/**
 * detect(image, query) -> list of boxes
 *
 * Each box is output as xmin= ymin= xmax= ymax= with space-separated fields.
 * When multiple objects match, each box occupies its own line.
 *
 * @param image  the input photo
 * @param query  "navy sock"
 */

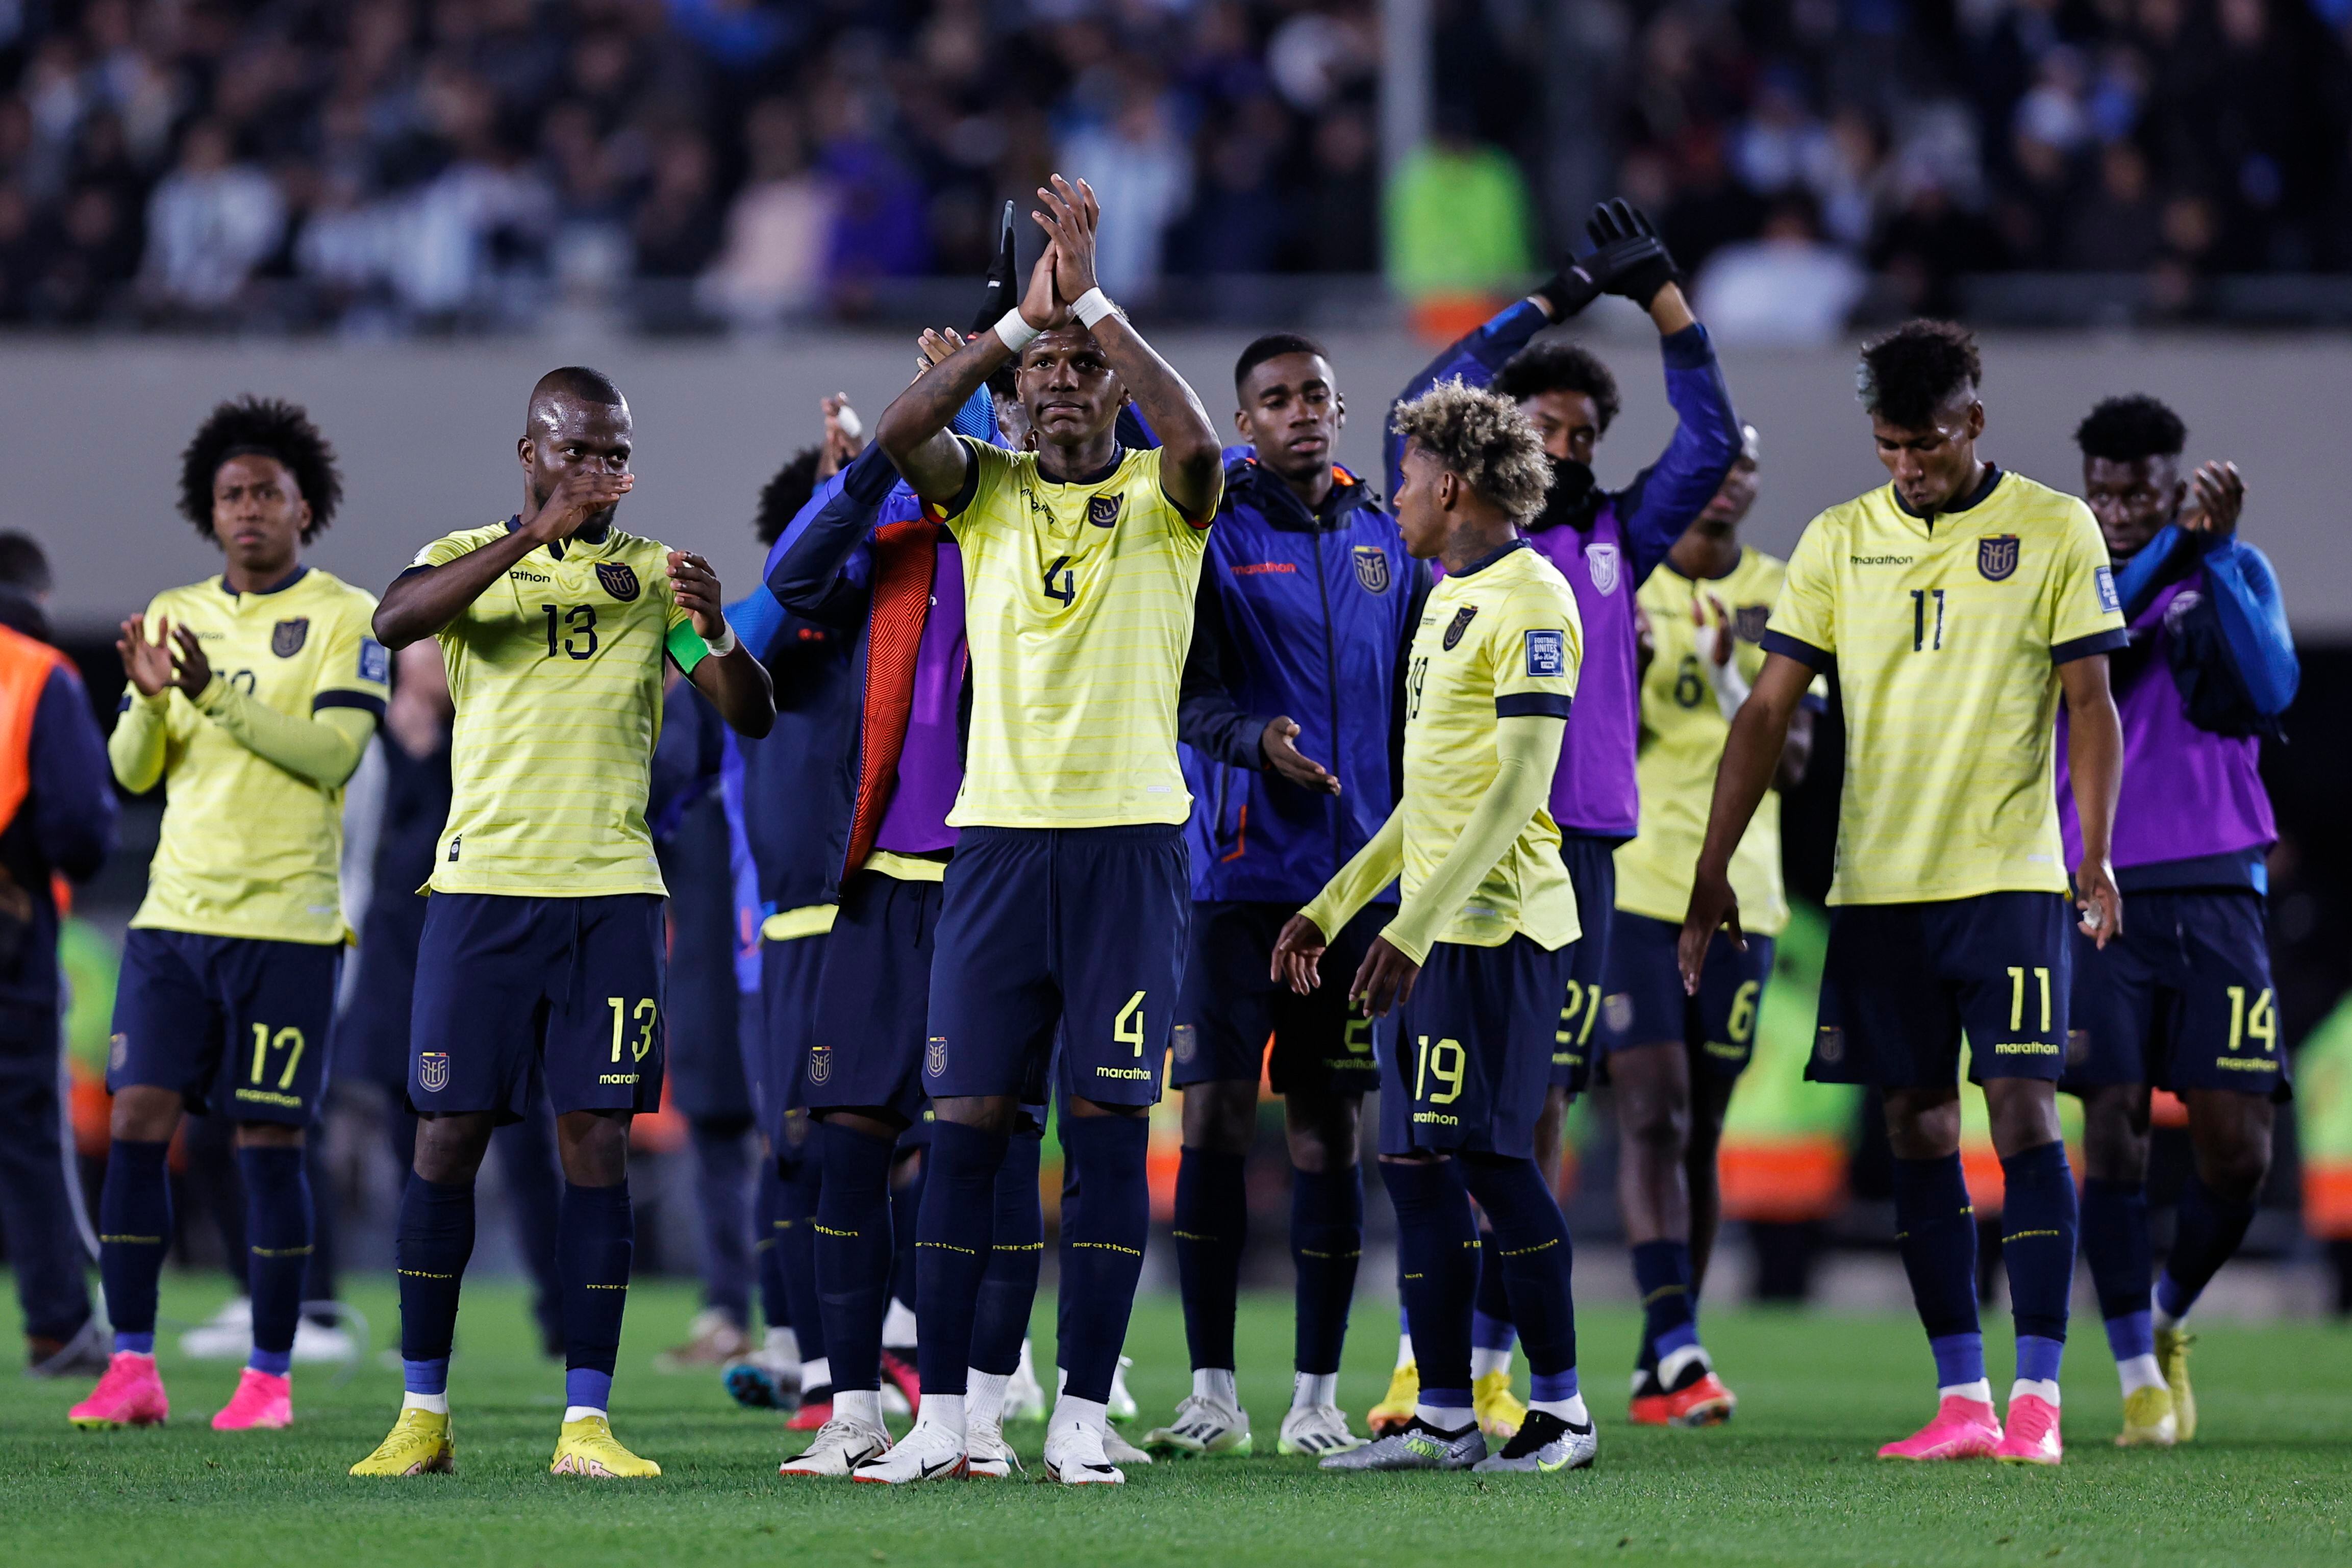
xmin=814 ymin=1121 xmax=896 ymax=1394
xmin=780 ymin=1151 xmax=826 ymax=1371
xmin=2158 ymin=1170 xmax=2259 ymax=1321
xmin=756 ymin=1160 xmax=790 ymax=1333
xmin=98 ymin=1139 xmax=172 ymax=1353
xmin=1383 ymin=1158 xmax=1478 ymax=1403
xmin=1999 ymin=1141 xmax=2076 ymax=1382
xmin=1471 ymin=1231 xmax=1517 ymax=1354
xmin=1629 ymin=1239 xmax=1698 ymax=1367
xmin=1173 ymin=1145 xmax=1247 ymax=1373
xmin=688 ymin=1119 xmax=753 ymax=1329
xmin=1891 ymin=1153 xmax=1982 ymax=1385
xmin=889 ymin=1155 xmax=924 ymax=1324
xmin=396 ymin=1173 xmax=476 ymax=1392
xmin=972 ymin=1128 xmax=1044 ymax=1377
xmin=237 ymin=1145 xmax=311 ymax=1376
xmin=1460 ymin=1155 xmax=1578 ymax=1383
xmin=2080 ymin=1176 xmax=2152 ymax=1360
xmin=558 ymin=1182 xmax=633 ymax=1407
xmin=1059 ymin=1112 xmax=1150 ymax=1404
xmin=913 ymin=1119 xmax=1009 ymax=1397
xmin=1291 ymin=1164 xmax=1363 ymax=1377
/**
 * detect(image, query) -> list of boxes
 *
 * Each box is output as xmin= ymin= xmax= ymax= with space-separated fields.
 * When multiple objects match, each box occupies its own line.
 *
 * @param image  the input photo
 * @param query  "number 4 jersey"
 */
xmin=411 ymin=519 xmax=711 ymax=897
xmin=1761 ymin=468 xmax=2126 ymax=905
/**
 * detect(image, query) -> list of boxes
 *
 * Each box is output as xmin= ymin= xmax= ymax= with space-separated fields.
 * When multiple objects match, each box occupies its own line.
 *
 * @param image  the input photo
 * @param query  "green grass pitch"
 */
xmin=3 ymin=1275 xmax=2347 ymax=1567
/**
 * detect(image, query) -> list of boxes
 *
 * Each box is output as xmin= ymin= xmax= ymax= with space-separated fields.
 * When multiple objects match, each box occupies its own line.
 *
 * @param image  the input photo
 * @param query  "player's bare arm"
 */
xmin=1679 ymin=650 xmax=1813 ymax=991
xmin=668 ymin=549 xmax=774 ymax=738
xmin=2060 ymin=652 xmax=2124 ymax=946
xmin=374 ymin=465 xmax=632 ymax=648
xmin=875 ymin=247 xmax=1064 ymax=503
xmin=1032 ymin=175 xmax=1223 ymax=519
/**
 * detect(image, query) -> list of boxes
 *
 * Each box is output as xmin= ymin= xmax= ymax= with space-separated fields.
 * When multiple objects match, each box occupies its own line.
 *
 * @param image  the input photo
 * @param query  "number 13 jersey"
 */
xmin=940 ymin=438 xmax=1215 ymax=829
xmin=1761 ymin=469 xmax=2126 ymax=906
xmin=410 ymin=519 xmax=711 ymax=897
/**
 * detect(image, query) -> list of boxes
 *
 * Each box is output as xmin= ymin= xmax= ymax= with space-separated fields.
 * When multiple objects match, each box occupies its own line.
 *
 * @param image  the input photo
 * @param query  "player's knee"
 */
xmin=2079 ymin=1086 xmax=2151 ymax=1182
xmin=2197 ymin=1123 xmax=2273 ymax=1201
xmin=412 ymin=1114 xmax=493 ymax=1184
xmin=1882 ymin=1089 xmax=1962 ymax=1160
xmin=1180 ymin=1079 xmax=1257 ymax=1155
xmin=108 ymin=1084 xmax=181 ymax=1144
xmin=232 ymin=1121 xmax=305 ymax=1150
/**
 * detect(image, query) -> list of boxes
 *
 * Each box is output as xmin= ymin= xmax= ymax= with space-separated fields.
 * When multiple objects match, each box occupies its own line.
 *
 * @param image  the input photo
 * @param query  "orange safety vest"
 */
xmin=0 ymin=621 xmax=68 ymax=839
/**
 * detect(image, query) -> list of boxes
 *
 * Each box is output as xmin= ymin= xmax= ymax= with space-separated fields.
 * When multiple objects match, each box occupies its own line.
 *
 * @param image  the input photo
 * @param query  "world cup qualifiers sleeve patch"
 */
xmin=2095 ymin=564 xmax=2119 ymax=614
xmin=1525 ymin=627 xmax=1566 ymax=677
xmin=359 ymin=638 xmax=389 ymax=685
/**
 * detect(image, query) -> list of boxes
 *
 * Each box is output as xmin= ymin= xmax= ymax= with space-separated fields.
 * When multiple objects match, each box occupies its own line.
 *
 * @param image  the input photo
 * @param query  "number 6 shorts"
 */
xmin=409 ymin=892 xmax=666 ymax=1122
xmin=1378 ymin=933 xmax=1575 ymax=1160
xmin=924 ymin=824 xmax=1190 ymax=1110
xmin=110 ymin=928 xmax=342 ymax=1126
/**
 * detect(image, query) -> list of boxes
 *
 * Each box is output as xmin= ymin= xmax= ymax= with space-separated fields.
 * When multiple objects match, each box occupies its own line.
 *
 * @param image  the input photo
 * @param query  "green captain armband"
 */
xmin=665 ymin=619 xmax=712 ymax=674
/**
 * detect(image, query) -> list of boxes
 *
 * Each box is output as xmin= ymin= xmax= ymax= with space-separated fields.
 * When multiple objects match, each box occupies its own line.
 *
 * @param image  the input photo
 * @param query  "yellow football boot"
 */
xmin=349 ymin=1408 xmax=455 ymax=1477
xmin=2115 ymin=1383 xmax=2177 ymax=1447
xmin=2155 ymin=1327 xmax=2197 ymax=1443
xmin=550 ymin=1413 xmax=661 ymax=1478
xmin=1368 ymin=1362 xmax=1418 ymax=1436
xmin=1473 ymin=1369 xmax=1526 ymax=1440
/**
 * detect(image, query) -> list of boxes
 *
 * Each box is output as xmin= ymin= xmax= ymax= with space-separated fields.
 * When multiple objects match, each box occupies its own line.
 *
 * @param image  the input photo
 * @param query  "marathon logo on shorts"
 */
xmin=2213 ymin=1056 xmax=2276 ymax=1073
xmin=418 ymin=1052 xmax=451 ymax=1092
xmin=1524 ymin=628 xmax=1565 ymax=677
xmin=1087 ymin=493 xmax=1124 ymax=529
xmin=1443 ymin=605 xmax=1478 ymax=650
xmin=1992 ymin=1040 xmax=2060 ymax=1055
xmin=596 ymin=562 xmax=640 ymax=601
xmin=926 ymin=1035 xmax=948 ymax=1078
xmin=1978 ymin=535 xmax=2020 ymax=581
xmin=1412 ymin=1110 xmax=1460 ymax=1128
xmin=1585 ymin=542 xmax=1620 ymax=595
xmin=1735 ymin=604 xmax=1770 ymax=643
xmin=1353 ymin=546 xmax=1391 ymax=595
xmin=807 ymin=1043 xmax=832 ymax=1085
xmin=235 ymin=1087 xmax=302 ymax=1108
xmin=271 ymin=618 xmax=309 ymax=657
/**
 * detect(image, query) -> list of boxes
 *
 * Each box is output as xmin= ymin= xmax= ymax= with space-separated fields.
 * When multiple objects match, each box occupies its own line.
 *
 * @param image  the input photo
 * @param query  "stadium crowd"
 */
xmin=0 ymin=0 xmax=2346 ymax=333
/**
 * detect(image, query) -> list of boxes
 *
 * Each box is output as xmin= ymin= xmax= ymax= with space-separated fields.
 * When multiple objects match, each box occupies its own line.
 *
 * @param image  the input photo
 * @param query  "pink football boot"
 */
xmin=69 ymin=1352 xmax=170 ymax=1429
xmin=1876 ymin=1394 xmax=2003 ymax=1460
xmin=1994 ymin=1393 xmax=2063 ymax=1465
xmin=211 ymin=1368 xmax=294 ymax=1431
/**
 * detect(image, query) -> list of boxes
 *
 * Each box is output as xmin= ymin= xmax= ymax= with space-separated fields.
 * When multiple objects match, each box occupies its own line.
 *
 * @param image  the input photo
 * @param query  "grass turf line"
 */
xmin=2 ymin=1274 xmax=2347 ymax=1567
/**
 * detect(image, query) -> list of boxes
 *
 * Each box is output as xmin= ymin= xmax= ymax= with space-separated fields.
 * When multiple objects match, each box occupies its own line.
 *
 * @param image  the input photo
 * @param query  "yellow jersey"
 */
xmin=1762 ymin=469 xmax=2126 ymax=905
xmin=124 ymin=568 xmax=386 ymax=944
xmin=414 ymin=520 xmax=710 ymax=897
xmin=1400 ymin=540 xmax=1583 ymax=950
xmin=942 ymin=439 xmax=1216 ymax=828
xmin=1615 ymin=547 xmax=1810 ymax=937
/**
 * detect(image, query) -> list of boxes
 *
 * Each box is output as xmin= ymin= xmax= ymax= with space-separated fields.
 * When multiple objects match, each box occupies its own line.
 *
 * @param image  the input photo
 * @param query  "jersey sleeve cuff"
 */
xmin=937 ymin=438 xmax=983 ymax=520
xmin=1658 ymin=321 xmax=1714 ymax=369
xmin=1495 ymin=692 xmax=1573 ymax=719
xmin=2051 ymin=627 xmax=2130 ymax=664
xmin=313 ymin=689 xmax=388 ymax=719
xmin=1759 ymin=629 xmax=1833 ymax=670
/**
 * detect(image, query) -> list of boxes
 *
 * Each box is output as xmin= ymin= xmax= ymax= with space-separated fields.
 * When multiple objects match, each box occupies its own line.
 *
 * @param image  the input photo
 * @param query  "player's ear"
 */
xmin=516 ymin=435 xmax=535 ymax=470
xmin=1334 ymin=392 xmax=1346 ymax=429
xmin=1965 ymin=400 xmax=1985 ymax=441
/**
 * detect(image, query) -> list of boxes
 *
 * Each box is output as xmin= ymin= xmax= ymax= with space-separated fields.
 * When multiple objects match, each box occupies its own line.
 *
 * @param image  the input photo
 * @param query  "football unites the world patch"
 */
xmin=1087 ymin=493 xmax=1124 ymax=528
xmin=1353 ymin=545 xmax=1390 ymax=594
xmin=359 ymin=638 xmax=389 ymax=684
xmin=1524 ymin=627 xmax=1566 ymax=676
xmin=1442 ymin=604 xmax=1478 ymax=650
xmin=596 ymin=561 xmax=641 ymax=600
xmin=270 ymin=618 xmax=309 ymax=657
xmin=1977 ymin=534 xmax=2020 ymax=581
xmin=2095 ymin=563 xmax=2121 ymax=614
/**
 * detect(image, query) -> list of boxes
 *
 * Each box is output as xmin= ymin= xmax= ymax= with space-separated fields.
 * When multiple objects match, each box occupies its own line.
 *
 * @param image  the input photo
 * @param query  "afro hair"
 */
xmin=1494 ymin=343 xmax=1622 ymax=434
xmin=1391 ymin=378 xmax=1551 ymax=519
xmin=1856 ymin=320 xmax=1981 ymax=429
xmin=755 ymin=448 xmax=822 ymax=546
xmin=179 ymin=396 xmax=342 ymax=542
xmin=2074 ymin=394 xmax=2186 ymax=464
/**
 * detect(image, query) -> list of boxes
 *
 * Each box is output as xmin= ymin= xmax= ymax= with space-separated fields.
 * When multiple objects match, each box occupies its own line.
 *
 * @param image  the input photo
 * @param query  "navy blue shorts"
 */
xmin=1812 ymin=892 xmax=2072 ymax=1089
xmin=1171 ymin=900 xmax=1384 ymax=1098
xmin=111 ymin=929 xmax=341 ymax=1125
xmin=1550 ymin=836 xmax=1617 ymax=1091
xmin=805 ymin=870 xmax=941 ymax=1128
xmin=2064 ymin=890 xmax=2288 ymax=1102
xmin=1599 ymin=913 xmax=1774 ymax=1079
xmin=753 ymin=928 xmax=828 ymax=1145
xmin=1378 ymin=934 xmax=1573 ymax=1159
xmin=408 ymin=893 xmax=665 ymax=1122
xmin=925 ymin=824 xmax=1189 ymax=1110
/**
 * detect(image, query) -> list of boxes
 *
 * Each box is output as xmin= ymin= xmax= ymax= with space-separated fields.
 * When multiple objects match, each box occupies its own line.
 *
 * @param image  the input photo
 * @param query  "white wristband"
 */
xmin=993 ymin=310 xmax=1039 ymax=355
xmin=1072 ymin=287 xmax=1115 ymax=327
xmin=706 ymin=621 xmax=739 ymax=658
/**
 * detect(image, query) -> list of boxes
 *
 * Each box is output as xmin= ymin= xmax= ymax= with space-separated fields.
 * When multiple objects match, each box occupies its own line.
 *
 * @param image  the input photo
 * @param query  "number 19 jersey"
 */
xmin=410 ymin=519 xmax=710 ymax=897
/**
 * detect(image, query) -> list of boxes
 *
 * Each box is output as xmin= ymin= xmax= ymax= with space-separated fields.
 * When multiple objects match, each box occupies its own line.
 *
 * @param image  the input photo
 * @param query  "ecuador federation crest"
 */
xmin=1442 ymin=604 xmax=1478 ymax=651
xmin=1353 ymin=545 xmax=1391 ymax=595
xmin=418 ymin=1052 xmax=452 ymax=1093
xmin=596 ymin=561 xmax=641 ymax=600
xmin=805 ymin=1044 xmax=832 ymax=1085
xmin=1171 ymin=1025 xmax=1197 ymax=1066
xmin=1977 ymin=535 xmax=2020 ymax=582
xmin=1087 ymin=493 xmax=1124 ymax=528
xmin=270 ymin=618 xmax=309 ymax=657
xmin=1734 ymin=603 xmax=1770 ymax=643
xmin=1585 ymin=542 xmax=1621 ymax=595
xmin=926 ymin=1035 xmax=949 ymax=1078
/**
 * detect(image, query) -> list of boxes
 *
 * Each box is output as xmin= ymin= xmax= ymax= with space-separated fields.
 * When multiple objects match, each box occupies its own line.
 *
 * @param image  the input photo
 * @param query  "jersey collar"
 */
xmin=1034 ymin=448 xmax=1125 ymax=487
xmin=505 ymin=514 xmax=612 ymax=562
xmin=1892 ymin=464 xmax=2003 ymax=528
xmin=1448 ymin=536 xmax=1530 ymax=578
xmin=219 ymin=564 xmax=309 ymax=597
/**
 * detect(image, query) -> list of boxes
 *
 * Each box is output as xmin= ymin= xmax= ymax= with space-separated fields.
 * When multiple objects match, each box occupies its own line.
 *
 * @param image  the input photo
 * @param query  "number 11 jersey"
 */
xmin=410 ymin=518 xmax=710 ymax=897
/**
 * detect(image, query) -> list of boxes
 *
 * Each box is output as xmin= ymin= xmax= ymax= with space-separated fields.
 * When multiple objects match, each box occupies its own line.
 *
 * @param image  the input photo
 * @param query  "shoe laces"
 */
xmin=2007 ymin=1397 xmax=2056 ymax=1444
xmin=1496 ymin=1409 xmax=1579 ymax=1459
xmin=813 ymin=1414 xmax=882 ymax=1450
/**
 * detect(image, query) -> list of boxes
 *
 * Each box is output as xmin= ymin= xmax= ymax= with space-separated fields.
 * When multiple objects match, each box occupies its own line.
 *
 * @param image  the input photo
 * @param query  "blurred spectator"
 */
xmin=1384 ymin=117 xmax=1535 ymax=300
xmin=634 ymin=130 xmax=723 ymax=281
xmin=1300 ymin=106 xmax=1378 ymax=273
xmin=1060 ymin=83 xmax=1190 ymax=298
xmin=1695 ymin=196 xmax=1867 ymax=346
xmin=140 ymin=119 xmax=282 ymax=312
xmin=2067 ymin=141 xmax=2164 ymax=272
xmin=702 ymin=97 xmax=835 ymax=322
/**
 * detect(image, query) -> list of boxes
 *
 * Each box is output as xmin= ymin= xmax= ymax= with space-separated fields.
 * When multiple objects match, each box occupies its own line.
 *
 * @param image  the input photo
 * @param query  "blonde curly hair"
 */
xmin=1390 ymin=378 xmax=1550 ymax=519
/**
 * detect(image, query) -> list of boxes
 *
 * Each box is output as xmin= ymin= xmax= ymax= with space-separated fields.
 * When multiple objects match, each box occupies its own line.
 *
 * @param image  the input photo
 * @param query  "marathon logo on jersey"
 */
xmin=1524 ymin=627 xmax=1566 ymax=677
xmin=1087 ymin=493 xmax=1124 ymax=529
xmin=596 ymin=562 xmax=640 ymax=601
xmin=1442 ymin=605 xmax=1478 ymax=650
xmin=418 ymin=1052 xmax=451 ymax=1092
xmin=1978 ymin=535 xmax=2020 ymax=581
xmin=806 ymin=1043 xmax=832 ymax=1085
xmin=1735 ymin=604 xmax=1770 ymax=643
xmin=359 ymin=638 xmax=389 ymax=685
xmin=1585 ymin=542 xmax=1621 ymax=595
xmin=2096 ymin=563 xmax=2121 ymax=615
xmin=1353 ymin=546 xmax=1391 ymax=595
xmin=926 ymin=1035 xmax=949 ymax=1078
xmin=270 ymin=618 xmax=309 ymax=657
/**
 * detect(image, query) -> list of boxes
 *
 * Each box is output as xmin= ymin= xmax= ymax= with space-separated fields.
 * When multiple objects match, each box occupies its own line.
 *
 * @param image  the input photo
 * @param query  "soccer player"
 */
xmin=349 ymin=366 xmax=774 ymax=1480
xmin=1143 ymin=332 xmax=1422 ymax=1460
xmin=1602 ymin=425 xmax=1815 ymax=1425
xmin=1681 ymin=321 xmax=2128 ymax=1465
xmin=77 ymin=398 xmax=383 ymax=1433
xmin=855 ymin=175 xmax=1224 ymax=1485
xmin=1275 ymin=379 xmax=1595 ymax=1477
xmin=2062 ymin=396 xmax=2296 ymax=1446
xmin=1377 ymin=198 xmax=1739 ymax=1435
